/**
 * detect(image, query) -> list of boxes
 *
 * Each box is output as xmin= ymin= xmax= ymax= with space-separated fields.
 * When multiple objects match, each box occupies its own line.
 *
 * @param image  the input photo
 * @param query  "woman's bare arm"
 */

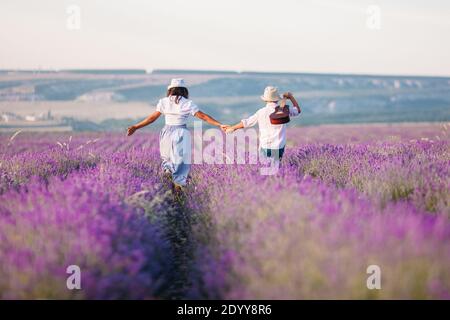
xmin=195 ymin=110 xmax=228 ymax=130
xmin=127 ymin=111 xmax=161 ymax=136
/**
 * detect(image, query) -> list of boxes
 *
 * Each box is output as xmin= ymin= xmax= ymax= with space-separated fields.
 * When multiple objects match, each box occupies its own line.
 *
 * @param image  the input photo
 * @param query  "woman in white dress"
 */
xmin=127 ymin=78 xmax=227 ymax=192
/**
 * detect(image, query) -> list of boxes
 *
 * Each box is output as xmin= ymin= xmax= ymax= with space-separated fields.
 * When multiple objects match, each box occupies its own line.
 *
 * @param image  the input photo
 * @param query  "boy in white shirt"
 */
xmin=226 ymin=86 xmax=301 ymax=160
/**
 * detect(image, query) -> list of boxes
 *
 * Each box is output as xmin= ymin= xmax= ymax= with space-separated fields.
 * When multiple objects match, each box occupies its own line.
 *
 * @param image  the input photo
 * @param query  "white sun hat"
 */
xmin=167 ymin=78 xmax=186 ymax=89
xmin=260 ymin=86 xmax=282 ymax=102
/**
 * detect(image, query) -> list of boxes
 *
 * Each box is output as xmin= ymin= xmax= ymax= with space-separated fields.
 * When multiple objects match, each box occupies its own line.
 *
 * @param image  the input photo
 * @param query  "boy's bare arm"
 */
xmin=283 ymin=92 xmax=301 ymax=114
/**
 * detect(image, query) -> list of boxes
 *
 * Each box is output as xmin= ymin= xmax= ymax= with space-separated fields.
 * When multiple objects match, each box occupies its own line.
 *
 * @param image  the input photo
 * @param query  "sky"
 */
xmin=1 ymin=0 xmax=450 ymax=76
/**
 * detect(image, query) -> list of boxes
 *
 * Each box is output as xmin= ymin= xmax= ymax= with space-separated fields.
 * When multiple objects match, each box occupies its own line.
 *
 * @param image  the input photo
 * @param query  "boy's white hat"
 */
xmin=261 ymin=86 xmax=282 ymax=102
xmin=168 ymin=78 xmax=186 ymax=89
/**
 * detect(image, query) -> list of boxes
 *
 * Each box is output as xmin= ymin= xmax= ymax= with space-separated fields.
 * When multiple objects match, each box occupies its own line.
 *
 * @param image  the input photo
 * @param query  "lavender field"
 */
xmin=0 ymin=124 xmax=449 ymax=299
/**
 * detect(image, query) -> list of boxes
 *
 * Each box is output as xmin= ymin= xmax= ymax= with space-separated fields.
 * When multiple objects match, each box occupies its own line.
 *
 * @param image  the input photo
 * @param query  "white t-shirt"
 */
xmin=241 ymin=102 xmax=300 ymax=149
xmin=156 ymin=96 xmax=200 ymax=125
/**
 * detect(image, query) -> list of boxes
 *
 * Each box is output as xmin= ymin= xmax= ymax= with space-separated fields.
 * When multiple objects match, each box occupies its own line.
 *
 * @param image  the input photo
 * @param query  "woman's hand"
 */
xmin=127 ymin=125 xmax=137 ymax=136
xmin=225 ymin=127 xmax=235 ymax=134
xmin=220 ymin=124 xmax=230 ymax=132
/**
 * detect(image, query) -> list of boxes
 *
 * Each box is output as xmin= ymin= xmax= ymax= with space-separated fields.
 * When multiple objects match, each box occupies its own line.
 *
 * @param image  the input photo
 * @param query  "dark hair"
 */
xmin=167 ymin=87 xmax=189 ymax=104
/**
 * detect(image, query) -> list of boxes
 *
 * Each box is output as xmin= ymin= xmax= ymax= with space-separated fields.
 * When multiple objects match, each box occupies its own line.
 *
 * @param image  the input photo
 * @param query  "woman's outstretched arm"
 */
xmin=194 ymin=111 xmax=228 ymax=131
xmin=127 ymin=111 xmax=162 ymax=136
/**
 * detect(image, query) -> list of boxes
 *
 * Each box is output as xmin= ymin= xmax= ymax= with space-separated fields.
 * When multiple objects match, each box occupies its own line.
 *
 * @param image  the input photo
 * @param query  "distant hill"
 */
xmin=0 ymin=70 xmax=449 ymax=129
xmin=62 ymin=69 xmax=147 ymax=75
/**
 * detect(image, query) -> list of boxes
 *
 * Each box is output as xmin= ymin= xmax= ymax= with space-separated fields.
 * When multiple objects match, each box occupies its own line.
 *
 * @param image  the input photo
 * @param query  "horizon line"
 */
xmin=1 ymin=68 xmax=450 ymax=79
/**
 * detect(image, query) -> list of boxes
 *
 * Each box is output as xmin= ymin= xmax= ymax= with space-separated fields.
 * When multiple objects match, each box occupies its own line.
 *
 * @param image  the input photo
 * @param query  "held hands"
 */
xmin=220 ymin=124 xmax=236 ymax=134
xmin=225 ymin=127 xmax=235 ymax=134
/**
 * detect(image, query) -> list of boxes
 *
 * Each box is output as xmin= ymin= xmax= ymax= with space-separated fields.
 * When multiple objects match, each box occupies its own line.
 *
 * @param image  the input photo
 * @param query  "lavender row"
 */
xmin=186 ymin=163 xmax=450 ymax=299
xmin=0 ymin=136 xmax=179 ymax=299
